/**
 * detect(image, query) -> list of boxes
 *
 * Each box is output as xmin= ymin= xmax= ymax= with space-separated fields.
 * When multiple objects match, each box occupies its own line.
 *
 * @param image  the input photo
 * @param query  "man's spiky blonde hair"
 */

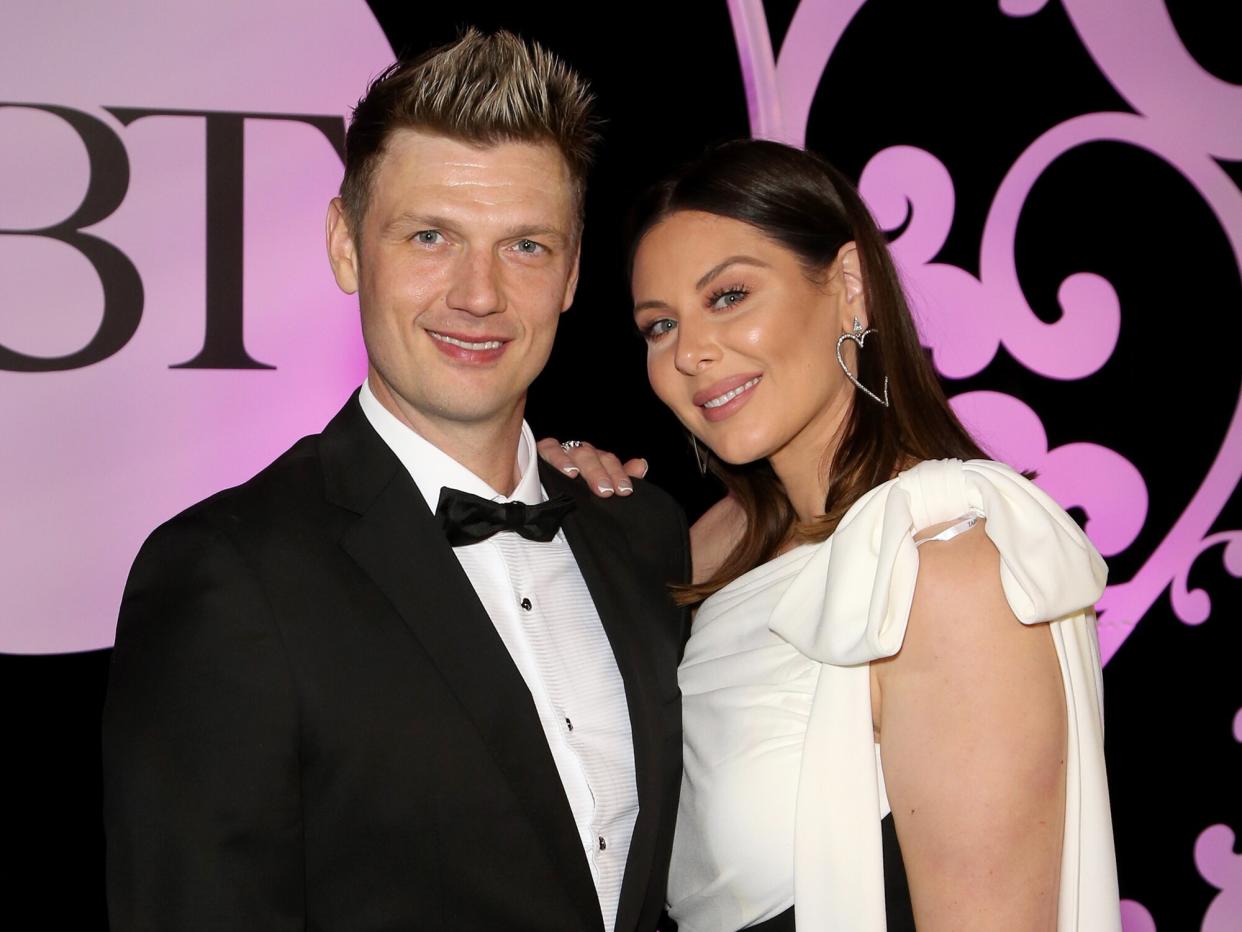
xmin=340 ymin=28 xmax=599 ymax=239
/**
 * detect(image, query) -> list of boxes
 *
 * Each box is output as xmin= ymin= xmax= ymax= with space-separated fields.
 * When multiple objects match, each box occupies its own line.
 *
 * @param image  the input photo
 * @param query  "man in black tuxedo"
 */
xmin=103 ymin=30 xmax=688 ymax=931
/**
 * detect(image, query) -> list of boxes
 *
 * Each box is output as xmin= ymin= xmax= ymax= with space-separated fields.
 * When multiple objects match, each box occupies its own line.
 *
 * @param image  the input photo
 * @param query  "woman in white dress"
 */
xmin=544 ymin=139 xmax=1120 ymax=931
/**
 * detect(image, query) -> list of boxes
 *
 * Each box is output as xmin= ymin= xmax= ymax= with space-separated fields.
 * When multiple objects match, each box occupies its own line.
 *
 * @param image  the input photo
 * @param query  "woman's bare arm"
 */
xmin=873 ymin=520 xmax=1067 ymax=931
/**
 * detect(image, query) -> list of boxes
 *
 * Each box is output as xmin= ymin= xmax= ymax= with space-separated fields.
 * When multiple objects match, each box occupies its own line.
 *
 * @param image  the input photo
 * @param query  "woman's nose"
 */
xmin=674 ymin=318 xmax=718 ymax=375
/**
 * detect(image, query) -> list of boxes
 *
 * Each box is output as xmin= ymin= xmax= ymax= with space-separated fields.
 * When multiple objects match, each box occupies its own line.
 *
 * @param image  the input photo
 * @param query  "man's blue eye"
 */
xmin=516 ymin=239 xmax=542 ymax=254
xmin=414 ymin=230 xmax=442 ymax=244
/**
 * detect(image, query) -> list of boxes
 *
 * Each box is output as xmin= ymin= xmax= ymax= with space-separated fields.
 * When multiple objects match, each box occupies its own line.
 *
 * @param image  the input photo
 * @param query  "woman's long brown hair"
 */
xmin=628 ymin=140 xmax=988 ymax=605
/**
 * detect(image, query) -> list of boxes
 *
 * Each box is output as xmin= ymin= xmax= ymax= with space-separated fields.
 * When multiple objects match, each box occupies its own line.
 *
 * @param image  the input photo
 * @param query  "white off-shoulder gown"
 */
xmin=667 ymin=459 xmax=1121 ymax=931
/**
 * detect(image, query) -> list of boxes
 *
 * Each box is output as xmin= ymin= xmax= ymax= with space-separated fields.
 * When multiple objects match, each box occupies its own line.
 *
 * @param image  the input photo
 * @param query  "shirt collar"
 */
xmin=357 ymin=379 xmax=545 ymax=514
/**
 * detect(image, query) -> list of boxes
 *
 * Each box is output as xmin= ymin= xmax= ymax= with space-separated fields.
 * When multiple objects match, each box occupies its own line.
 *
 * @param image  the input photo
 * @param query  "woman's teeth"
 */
xmin=703 ymin=377 xmax=761 ymax=408
xmin=431 ymin=332 xmax=503 ymax=350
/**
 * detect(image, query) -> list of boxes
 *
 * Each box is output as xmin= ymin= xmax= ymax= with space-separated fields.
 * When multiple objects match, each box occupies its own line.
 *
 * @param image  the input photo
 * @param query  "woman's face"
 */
xmin=632 ymin=210 xmax=861 ymax=473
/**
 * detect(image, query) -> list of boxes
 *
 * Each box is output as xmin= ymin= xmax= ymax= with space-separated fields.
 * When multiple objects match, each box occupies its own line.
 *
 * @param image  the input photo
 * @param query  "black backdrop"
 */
xmin=5 ymin=2 xmax=1240 ymax=928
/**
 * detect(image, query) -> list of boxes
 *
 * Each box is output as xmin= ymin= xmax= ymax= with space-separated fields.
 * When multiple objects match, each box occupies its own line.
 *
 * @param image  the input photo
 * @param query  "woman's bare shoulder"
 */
xmin=689 ymin=496 xmax=746 ymax=584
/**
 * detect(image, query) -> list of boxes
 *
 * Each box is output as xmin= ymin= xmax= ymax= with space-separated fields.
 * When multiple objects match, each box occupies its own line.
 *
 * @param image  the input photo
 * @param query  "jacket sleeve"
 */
xmin=102 ymin=513 xmax=304 ymax=931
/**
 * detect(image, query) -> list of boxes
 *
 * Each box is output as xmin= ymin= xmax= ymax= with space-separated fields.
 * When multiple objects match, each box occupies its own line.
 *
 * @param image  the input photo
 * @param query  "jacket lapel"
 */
xmin=541 ymin=465 xmax=673 ymax=932
xmin=319 ymin=398 xmax=603 ymax=931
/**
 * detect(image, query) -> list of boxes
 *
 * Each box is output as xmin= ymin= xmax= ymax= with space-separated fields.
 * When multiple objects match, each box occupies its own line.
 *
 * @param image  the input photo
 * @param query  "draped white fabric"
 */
xmin=669 ymin=459 xmax=1121 ymax=931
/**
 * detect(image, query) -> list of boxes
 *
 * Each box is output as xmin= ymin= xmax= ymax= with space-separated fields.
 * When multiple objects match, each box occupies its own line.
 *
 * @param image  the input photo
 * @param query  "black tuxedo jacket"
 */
xmin=103 ymin=395 xmax=690 ymax=931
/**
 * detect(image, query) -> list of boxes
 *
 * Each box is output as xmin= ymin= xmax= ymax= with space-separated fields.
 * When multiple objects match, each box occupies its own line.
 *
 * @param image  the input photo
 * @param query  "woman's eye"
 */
xmin=710 ymin=287 xmax=749 ymax=309
xmin=643 ymin=319 xmax=677 ymax=340
xmin=413 ymin=230 xmax=444 ymax=245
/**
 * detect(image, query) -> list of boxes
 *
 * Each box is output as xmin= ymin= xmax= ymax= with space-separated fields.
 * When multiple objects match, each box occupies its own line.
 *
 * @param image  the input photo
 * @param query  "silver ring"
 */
xmin=560 ymin=440 xmax=585 ymax=453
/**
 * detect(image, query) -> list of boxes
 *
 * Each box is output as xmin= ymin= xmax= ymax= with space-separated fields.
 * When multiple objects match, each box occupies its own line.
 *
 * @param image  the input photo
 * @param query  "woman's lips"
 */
xmin=695 ymin=374 xmax=762 ymax=422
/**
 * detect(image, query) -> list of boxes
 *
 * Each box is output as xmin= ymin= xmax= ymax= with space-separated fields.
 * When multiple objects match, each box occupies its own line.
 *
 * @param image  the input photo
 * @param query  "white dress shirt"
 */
xmin=358 ymin=381 xmax=637 ymax=932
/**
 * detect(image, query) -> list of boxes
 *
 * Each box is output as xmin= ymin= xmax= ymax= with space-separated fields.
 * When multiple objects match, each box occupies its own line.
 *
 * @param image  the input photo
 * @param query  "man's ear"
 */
xmin=326 ymin=197 xmax=360 ymax=295
xmin=561 ymin=244 xmax=582 ymax=313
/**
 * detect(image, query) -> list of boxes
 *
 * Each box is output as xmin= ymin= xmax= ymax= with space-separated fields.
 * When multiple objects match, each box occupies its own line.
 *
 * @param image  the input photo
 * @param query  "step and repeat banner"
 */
xmin=0 ymin=0 xmax=388 ymax=653
xmin=2 ymin=1 xmax=1239 ymax=929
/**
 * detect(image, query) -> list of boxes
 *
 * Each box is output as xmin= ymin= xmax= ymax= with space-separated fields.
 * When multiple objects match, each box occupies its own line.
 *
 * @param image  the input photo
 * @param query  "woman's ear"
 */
xmin=839 ymin=242 xmax=862 ymax=303
xmin=835 ymin=241 xmax=867 ymax=328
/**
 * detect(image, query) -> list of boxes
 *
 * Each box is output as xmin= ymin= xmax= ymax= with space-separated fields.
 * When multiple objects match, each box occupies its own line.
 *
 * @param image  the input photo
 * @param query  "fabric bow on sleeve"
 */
xmin=767 ymin=459 xmax=1119 ymax=931
xmin=770 ymin=458 xmax=1107 ymax=663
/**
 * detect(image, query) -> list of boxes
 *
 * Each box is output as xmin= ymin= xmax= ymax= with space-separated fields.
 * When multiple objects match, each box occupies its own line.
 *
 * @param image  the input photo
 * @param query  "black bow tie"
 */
xmin=435 ymin=487 xmax=576 ymax=546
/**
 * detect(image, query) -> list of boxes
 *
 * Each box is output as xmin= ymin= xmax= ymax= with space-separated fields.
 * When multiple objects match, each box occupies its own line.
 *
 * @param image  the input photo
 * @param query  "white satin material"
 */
xmin=671 ymin=459 xmax=1121 ymax=931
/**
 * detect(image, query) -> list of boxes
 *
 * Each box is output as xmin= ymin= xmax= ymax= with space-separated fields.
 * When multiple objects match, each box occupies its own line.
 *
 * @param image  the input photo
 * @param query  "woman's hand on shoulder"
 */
xmin=536 ymin=437 xmax=648 ymax=497
xmin=874 ymin=519 xmax=1066 ymax=931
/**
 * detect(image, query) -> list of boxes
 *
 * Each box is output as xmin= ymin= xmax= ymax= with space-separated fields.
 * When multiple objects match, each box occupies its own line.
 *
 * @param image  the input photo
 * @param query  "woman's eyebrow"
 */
xmin=633 ymin=255 xmax=771 ymax=314
xmin=695 ymin=255 xmax=770 ymax=290
xmin=633 ymin=298 xmax=670 ymax=315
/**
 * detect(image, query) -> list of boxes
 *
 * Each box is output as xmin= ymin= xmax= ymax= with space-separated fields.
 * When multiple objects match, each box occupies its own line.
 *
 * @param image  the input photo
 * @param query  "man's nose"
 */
xmin=445 ymin=248 xmax=502 ymax=316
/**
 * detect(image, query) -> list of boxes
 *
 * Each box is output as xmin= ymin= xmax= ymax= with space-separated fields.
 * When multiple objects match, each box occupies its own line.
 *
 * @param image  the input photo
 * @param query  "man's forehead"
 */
xmin=365 ymin=129 xmax=576 ymax=239
xmin=378 ymin=129 xmax=571 ymax=190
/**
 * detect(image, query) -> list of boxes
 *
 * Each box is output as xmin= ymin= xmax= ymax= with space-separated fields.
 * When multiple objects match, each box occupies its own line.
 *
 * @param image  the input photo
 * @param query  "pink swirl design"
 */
xmin=950 ymin=391 xmax=1146 ymax=557
xmin=1119 ymin=899 xmax=1157 ymax=932
xmin=1170 ymin=532 xmax=1242 ymax=625
xmin=858 ymin=142 xmax=1119 ymax=380
xmin=1196 ymin=824 xmax=1242 ymax=932
xmin=724 ymin=0 xmax=1242 ymax=666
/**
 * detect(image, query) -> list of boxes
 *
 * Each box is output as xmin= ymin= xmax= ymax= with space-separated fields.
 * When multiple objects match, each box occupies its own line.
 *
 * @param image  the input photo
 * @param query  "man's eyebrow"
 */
xmin=382 ymin=213 xmax=569 ymax=242
xmin=382 ymin=212 xmax=454 ymax=234
xmin=501 ymin=225 xmax=569 ymax=242
xmin=695 ymin=255 xmax=770 ymax=290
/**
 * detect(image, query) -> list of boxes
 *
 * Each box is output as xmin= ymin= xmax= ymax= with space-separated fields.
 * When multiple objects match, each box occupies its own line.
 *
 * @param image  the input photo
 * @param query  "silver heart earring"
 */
xmin=836 ymin=316 xmax=890 ymax=408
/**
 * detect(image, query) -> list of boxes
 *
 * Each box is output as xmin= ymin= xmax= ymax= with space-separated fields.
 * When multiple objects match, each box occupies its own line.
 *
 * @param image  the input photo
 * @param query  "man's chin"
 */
xmin=421 ymin=392 xmax=530 ymax=430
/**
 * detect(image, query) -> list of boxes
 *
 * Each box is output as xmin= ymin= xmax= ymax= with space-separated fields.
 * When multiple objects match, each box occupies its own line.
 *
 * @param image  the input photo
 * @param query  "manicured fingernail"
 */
xmin=598 ymin=483 xmax=614 ymax=495
xmin=618 ymin=480 xmax=634 ymax=495
xmin=563 ymin=466 xmax=579 ymax=476
xmin=636 ymin=459 xmax=649 ymax=478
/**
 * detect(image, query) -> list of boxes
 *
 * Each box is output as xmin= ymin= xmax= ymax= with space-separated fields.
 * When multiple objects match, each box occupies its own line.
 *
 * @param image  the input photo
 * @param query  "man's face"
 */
xmin=327 ymin=129 xmax=580 ymax=440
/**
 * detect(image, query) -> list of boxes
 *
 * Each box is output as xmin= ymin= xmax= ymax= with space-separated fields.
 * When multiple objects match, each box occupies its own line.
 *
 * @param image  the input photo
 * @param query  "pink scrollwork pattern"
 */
xmin=1196 ymin=824 xmax=1242 ymax=932
xmin=949 ymin=391 xmax=1147 ymax=557
xmin=725 ymin=0 xmax=1242 ymax=668
xmin=1118 ymin=899 xmax=1157 ymax=932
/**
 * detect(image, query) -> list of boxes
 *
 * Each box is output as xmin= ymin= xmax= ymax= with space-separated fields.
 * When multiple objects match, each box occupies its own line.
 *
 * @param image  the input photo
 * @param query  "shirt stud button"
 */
xmin=598 ymin=836 xmax=606 ymax=851
xmin=520 ymin=597 xmax=533 ymax=611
